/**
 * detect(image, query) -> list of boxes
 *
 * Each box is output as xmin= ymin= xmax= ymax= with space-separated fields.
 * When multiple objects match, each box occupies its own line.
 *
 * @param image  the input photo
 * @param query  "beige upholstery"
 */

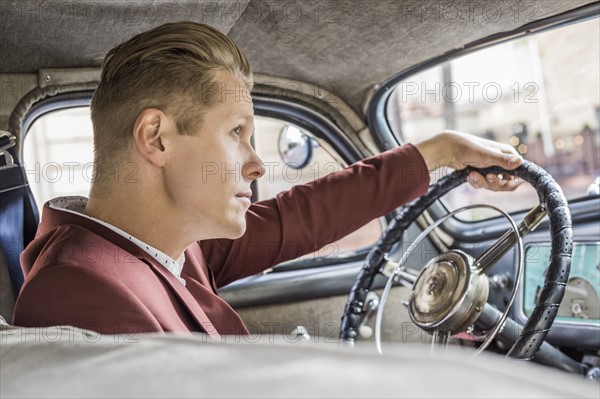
xmin=1 ymin=320 xmax=598 ymax=398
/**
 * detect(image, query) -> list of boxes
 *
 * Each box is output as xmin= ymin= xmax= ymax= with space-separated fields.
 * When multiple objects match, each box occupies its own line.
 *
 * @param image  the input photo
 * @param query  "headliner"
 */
xmin=0 ymin=0 xmax=596 ymax=114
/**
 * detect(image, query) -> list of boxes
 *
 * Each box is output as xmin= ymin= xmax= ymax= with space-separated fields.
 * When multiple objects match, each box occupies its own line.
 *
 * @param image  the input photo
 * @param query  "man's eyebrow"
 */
xmin=231 ymin=114 xmax=253 ymax=123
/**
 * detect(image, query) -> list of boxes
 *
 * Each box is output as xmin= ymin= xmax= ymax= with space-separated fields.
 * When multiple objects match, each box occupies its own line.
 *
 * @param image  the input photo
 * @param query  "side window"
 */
xmin=252 ymin=117 xmax=382 ymax=260
xmin=23 ymin=107 xmax=94 ymax=208
xmin=388 ymin=18 xmax=600 ymax=220
xmin=23 ymin=110 xmax=382 ymax=261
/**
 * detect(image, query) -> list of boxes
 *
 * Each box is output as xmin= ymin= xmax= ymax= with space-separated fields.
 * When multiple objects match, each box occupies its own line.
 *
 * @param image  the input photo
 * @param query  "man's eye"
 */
xmin=232 ymin=126 xmax=242 ymax=136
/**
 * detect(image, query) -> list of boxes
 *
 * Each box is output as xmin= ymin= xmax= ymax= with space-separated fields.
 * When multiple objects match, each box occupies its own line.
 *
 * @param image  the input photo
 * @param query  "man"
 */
xmin=13 ymin=22 xmax=521 ymax=337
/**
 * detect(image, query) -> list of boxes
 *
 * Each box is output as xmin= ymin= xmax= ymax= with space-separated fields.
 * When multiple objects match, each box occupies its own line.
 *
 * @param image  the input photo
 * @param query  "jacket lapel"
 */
xmin=140 ymin=254 xmax=221 ymax=340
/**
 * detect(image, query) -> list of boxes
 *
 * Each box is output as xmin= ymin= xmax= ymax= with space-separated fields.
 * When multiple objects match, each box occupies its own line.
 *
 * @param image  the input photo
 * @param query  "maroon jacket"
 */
xmin=13 ymin=145 xmax=429 ymax=337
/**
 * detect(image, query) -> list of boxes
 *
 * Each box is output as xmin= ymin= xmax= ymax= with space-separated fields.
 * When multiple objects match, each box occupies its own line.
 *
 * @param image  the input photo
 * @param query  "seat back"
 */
xmin=0 ymin=130 xmax=39 ymax=321
xmin=0 ymin=250 xmax=15 ymax=321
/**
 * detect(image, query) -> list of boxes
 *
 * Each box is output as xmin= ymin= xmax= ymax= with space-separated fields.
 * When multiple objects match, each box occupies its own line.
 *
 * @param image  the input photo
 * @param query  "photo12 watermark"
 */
xmin=398 ymin=81 xmax=539 ymax=105
xmin=398 ymin=1 xmax=541 ymax=24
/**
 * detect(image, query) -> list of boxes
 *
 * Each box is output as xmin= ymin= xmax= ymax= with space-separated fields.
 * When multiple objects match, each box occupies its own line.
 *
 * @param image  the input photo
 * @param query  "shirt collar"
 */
xmin=48 ymin=196 xmax=186 ymax=286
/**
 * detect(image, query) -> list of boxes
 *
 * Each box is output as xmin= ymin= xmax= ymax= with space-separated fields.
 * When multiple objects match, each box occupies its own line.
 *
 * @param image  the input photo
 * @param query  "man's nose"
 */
xmin=243 ymin=151 xmax=265 ymax=181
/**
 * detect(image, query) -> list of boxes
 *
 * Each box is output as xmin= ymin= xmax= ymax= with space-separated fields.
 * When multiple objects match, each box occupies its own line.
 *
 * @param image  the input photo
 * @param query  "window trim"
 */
xmin=19 ymin=91 xmax=93 ymax=161
xmin=253 ymin=96 xmax=363 ymax=165
xmin=366 ymin=3 xmax=600 ymax=240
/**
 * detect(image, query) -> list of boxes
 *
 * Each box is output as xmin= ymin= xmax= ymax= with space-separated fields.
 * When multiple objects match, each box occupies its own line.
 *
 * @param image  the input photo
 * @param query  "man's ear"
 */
xmin=132 ymin=108 xmax=171 ymax=167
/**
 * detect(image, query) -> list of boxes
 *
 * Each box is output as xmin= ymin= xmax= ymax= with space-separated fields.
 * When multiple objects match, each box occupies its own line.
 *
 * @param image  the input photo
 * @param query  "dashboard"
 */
xmin=463 ymin=205 xmax=600 ymax=350
xmin=523 ymin=242 xmax=600 ymax=325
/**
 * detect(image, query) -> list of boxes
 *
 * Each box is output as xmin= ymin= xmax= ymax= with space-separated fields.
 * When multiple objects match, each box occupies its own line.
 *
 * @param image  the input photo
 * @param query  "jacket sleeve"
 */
xmin=13 ymin=265 xmax=163 ymax=334
xmin=200 ymin=144 xmax=430 ymax=288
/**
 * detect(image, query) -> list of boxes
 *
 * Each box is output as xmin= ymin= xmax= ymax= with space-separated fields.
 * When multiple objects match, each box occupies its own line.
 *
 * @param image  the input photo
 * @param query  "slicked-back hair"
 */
xmin=90 ymin=21 xmax=252 ymax=181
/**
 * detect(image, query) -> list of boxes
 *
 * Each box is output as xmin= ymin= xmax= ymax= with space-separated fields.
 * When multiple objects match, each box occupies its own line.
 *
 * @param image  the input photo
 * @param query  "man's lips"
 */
xmin=236 ymin=191 xmax=252 ymax=204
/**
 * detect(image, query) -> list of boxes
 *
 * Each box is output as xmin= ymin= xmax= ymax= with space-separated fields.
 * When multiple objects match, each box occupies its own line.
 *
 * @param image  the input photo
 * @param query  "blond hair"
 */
xmin=90 ymin=21 xmax=252 ymax=184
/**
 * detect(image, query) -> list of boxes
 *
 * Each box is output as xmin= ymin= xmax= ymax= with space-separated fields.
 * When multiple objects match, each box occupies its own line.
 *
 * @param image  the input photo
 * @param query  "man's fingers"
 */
xmin=499 ymin=142 xmax=519 ymax=155
xmin=489 ymin=147 xmax=522 ymax=170
xmin=469 ymin=172 xmax=486 ymax=189
xmin=502 ymin=153 xmax=523 ymax=170
xmin=468 ymin=172 xmax=523 ymax=191
xmin=479 ymin=140 xmax=523 ymax=170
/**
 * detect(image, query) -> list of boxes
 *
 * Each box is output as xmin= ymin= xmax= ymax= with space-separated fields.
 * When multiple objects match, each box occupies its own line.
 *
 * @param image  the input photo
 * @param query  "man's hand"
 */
xmin=414 ymin=131 xmax=523 ymax=192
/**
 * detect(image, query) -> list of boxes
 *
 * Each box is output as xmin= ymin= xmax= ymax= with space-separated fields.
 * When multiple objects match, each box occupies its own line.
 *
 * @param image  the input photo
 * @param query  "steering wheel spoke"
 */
xmin=381 ymin=260 xmax=418 ymax=289
xmin=474 ymin=204 xmax=547 ymax=274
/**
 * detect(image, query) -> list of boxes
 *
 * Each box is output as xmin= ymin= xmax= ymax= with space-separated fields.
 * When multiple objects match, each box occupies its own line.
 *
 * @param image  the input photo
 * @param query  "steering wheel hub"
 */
xmin=409 ymin=250 xmax=489 ymax=333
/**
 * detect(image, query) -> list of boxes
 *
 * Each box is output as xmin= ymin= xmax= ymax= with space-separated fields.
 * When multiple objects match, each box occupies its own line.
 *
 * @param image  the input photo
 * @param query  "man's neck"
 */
xmin=85 ymin=189 xmax=190 ymax=261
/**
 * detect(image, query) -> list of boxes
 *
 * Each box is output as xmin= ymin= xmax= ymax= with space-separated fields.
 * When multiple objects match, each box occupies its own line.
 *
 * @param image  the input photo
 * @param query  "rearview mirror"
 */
xmin=278 ymin=125 xmax=314 ymax=170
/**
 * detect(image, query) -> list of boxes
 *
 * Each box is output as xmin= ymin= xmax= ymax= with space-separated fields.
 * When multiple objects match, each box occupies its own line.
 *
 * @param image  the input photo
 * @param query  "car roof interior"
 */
xmin=1 ymin=0 xmax=596 ymax=115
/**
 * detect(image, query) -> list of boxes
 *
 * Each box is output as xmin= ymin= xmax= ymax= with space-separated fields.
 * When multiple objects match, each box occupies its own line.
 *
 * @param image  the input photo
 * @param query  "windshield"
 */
xmin=387 ymin=18 xmax=600 ymax=221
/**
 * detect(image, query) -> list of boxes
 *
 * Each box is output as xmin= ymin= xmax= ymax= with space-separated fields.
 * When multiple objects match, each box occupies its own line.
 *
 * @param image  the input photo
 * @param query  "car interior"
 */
xmin=1 ymin=0 xmax=599 ymax=397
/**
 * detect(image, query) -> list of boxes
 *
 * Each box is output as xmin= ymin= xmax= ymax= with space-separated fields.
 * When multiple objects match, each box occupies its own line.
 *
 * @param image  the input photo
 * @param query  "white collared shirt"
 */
xmin=49 ymin=196 xmax=186 ymax=286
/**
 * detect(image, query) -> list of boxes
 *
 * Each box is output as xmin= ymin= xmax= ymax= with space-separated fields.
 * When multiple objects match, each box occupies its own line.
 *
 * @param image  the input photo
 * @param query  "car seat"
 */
xmin=0 ymin=130 xmax=39 ymax=322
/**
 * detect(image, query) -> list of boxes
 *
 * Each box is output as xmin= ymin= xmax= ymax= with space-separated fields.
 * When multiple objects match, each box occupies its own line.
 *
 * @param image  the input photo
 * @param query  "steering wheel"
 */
xmin=339 ymin=161 xmax=576 ymax=365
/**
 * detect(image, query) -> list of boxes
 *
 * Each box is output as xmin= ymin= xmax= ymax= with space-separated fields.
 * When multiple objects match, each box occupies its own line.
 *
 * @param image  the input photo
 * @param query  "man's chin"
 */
xmin=226 ymin=221 xmax=247 ymax=239
xmin=203 ymin=215 xmax=247 ymax=240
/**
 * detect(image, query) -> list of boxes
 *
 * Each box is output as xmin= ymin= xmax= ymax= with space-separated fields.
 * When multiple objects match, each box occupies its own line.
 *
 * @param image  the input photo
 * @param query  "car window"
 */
xmin=23 ymin=108 xmax=382 ymax=261
xmin=252 ymin=117 xmax=382 ymax=260
xmin=23 ymin=107 xmax=94 ymax=206
xmin=387 ymin=17 xmax=600 ymax=221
